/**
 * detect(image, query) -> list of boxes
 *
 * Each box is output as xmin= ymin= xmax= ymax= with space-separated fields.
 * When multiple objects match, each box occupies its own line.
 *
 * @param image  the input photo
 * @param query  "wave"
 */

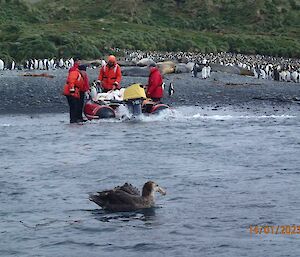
xmin=0 ymin=123 xmax=11 ymax=127
xmin=0 ymin=106 xmax=297 ymax=126
xmin=168 ymin=106 xmax=297 ymax=121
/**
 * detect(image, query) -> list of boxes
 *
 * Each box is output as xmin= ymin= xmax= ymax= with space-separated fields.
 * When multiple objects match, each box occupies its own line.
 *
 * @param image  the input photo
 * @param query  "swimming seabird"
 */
xmin=89 ymin=181 xmax=166 ymax=212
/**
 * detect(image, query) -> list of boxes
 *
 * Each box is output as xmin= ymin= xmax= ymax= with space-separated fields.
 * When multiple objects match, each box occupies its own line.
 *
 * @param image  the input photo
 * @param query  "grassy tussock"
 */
xmin=0 ymin=0 xmax=299 ymax=61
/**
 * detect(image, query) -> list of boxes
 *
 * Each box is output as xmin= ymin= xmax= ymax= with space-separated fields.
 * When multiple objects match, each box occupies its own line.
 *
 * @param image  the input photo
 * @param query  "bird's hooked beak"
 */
xmin=155 ymin=185 xmax=166 ymax=195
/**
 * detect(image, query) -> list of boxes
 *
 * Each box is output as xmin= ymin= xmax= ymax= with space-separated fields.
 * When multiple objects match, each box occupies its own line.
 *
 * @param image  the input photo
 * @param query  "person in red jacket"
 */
xmin=146 ymin=64 xmax=164 ymax=102
xmin=63 ymin=57 xmax=84 ymax=123
xmin=97 ymin=55 xmax=122 ymax=92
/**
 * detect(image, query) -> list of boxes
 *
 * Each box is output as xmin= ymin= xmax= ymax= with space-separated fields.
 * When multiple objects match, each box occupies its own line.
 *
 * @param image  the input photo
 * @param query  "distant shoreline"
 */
xmin=0 ymin=69 xmax=299 ymax=115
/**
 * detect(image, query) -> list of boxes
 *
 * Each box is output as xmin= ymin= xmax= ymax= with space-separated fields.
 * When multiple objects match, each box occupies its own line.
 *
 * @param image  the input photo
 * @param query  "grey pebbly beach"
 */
xmin=0 ymin=69 xmax=299 ymax=115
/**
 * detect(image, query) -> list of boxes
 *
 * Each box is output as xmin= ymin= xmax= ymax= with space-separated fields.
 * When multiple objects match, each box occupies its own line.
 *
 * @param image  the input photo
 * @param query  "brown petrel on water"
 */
xmin=89 ymin=181 xmax=166 ymax=212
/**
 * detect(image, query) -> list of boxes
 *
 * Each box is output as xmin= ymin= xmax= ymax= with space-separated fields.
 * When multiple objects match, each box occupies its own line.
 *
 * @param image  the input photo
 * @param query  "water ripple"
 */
xmin=0 ymin=109 xmax=299 ymax=257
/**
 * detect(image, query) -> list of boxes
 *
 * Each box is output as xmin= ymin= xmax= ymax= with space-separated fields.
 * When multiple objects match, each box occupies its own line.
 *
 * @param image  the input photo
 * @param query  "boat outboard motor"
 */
xmin=123 ymin=83 xmax=147 ymax=117
xmin=127 ymin=99 xmax=143 ymax=116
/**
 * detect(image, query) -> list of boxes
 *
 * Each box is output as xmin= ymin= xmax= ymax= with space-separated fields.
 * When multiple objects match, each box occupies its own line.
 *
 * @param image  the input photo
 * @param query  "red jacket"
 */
xmin=64 ymin=68 xmax=84 ymax=98
xmin=147 ymin=67 xmax=163 ymax=99
xmin=98 ymin=64 xmax=122 ymax=90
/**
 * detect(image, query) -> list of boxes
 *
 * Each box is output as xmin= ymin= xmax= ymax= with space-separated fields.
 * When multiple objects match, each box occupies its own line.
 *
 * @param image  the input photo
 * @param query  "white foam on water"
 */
xmin=0 ymin=106 xmax=297 ymax=127
xmin=0 ymin=123 xmax=11 ymax=127
xmin=138 ymin=108 xmax=175 ymax=122
xmin=166 ymin=106 xmax=297 ymax=122
xmin=87 ymin=118 xmax=123 ymax=124
xmin=189 ymin=113 xmax=296 ymax=120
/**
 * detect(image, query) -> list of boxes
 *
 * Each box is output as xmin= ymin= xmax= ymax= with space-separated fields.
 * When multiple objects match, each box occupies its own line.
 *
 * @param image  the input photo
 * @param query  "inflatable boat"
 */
xmin=84 ymin=83 xmax=169 ymax=120
xmin=84 ymin=100 xmax=116 ymax=120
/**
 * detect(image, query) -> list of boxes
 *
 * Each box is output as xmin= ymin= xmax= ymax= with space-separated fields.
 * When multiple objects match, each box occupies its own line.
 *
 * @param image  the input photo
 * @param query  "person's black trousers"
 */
xmin=66 ymin=95 xmax=80 ymax=123
xmin=78 ymin=92 xmax=85 ymax=120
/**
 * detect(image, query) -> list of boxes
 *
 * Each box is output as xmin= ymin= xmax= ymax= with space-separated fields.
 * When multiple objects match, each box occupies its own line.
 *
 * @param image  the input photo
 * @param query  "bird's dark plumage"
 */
xmin=89 ymin=181 xmax=166 ymax=212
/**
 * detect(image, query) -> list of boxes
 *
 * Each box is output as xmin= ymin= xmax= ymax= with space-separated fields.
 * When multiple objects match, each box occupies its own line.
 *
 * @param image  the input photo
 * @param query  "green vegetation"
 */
xmin=0 ymin=0 xmax=299 ymax=61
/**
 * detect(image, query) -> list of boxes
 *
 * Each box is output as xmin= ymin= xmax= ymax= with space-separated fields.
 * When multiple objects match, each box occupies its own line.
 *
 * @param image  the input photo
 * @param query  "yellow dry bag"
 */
xmin=123 ymin=83 xmax=146 ymax=101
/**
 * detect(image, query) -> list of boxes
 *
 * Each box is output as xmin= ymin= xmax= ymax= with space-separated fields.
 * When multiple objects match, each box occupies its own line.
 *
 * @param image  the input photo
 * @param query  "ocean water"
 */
xmin=0 ymin=106 xmax=300 ymax=257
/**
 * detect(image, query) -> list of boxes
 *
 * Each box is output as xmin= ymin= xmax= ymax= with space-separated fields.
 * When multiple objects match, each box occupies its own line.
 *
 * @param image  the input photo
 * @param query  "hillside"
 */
xmin=0 ymin=0 xmax=299 ymax=61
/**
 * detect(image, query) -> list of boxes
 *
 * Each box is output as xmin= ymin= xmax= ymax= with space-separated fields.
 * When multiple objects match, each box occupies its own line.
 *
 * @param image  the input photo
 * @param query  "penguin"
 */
xmin=24 ymin=60 xmax=29 ymax=69
xmin=59 ymin=58 xmax=64 ymax=68
xmin=43 ymin=59 xmax=49 ymax=70
xmin=64 ymin=60 xmax=70 ymax=69
xmin=168 ymin=82 xmax=175 ymax=96
xmin=273 ymin=68 xmax=280 ymax=81
xmin=0 ymin=59 xmax=4 ymax=70
xmin=34 ymin=59 xmax=38 ymax=69
xmin=69 ymin=58 xmax=74 ymax=67
xmin=280 ymin=71 xmax=287 ymax=82
xmin=29 ymin=59 xmax=34 ymax=70
xmin=38 ymin=59 xmax=44 ymax=70
xmin=9 ymin=61 xmax=15 ymax=70
xmin=253 ymin=66 xmax=258 ymax=78
xmin=266 ymin=64 xmax=273 ymax=79
xmin=202 ymin=66 xmax=208 ymax=79
xmin=265 ymin=64 xmax=270 ymax=76
xmin=291 ymin=71 xmax=298 ymax=83
xmin=49 ymin=58 xmax=54 ymax=69
xmin=206 ymin=64 xmax=211 ymax=78
xmin=260 ymin=68 xmax=266 ymax=79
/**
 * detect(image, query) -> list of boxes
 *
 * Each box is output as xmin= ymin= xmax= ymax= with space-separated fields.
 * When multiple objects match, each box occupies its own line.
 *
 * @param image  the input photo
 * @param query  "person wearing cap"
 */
xmin=145 ymin=63 xmax=164 ymax=102
xmin=97 ymin=55 xmax=122 ymax=92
